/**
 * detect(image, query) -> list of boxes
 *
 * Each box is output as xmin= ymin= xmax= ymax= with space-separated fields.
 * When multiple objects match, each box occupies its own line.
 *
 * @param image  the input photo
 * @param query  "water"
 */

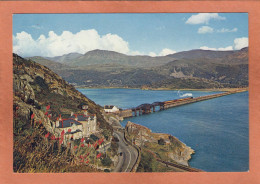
xmin=78 ymin=88 xmax=249 ymax=172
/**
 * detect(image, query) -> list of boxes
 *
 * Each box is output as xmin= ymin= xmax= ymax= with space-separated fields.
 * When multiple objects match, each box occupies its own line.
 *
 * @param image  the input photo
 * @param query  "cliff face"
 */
xmin=125 ymin=121 xmax=194 ymax=166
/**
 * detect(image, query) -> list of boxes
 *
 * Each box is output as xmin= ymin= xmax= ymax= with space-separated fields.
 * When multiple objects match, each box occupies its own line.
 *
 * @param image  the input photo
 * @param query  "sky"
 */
xmin=13 ymin=13 xmax=248 ymax=57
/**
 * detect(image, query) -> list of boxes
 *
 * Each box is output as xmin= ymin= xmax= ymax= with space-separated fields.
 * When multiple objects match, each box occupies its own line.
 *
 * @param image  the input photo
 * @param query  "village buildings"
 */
xmin=52 ymin=110 xmax=97 ymax=143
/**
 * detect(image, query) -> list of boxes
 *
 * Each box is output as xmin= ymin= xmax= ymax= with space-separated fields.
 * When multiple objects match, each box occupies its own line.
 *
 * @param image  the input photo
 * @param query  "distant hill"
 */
xmin=46 ymin=52 xmax=83 ymax=64
xmin=29 ymin=47 xmax=248 ymax=89
xmin=44 ymin=49 xmax=174 ymax=68
xmin=27 ymin=56 xmax=70 ymax=70
xmin=167 ymin=49 xmax=234 ymax=60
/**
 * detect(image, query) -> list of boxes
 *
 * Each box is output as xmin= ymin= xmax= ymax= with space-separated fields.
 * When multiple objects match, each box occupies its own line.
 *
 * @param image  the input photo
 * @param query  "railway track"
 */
xmin=157 ymin=159 xmax=203 ymax=172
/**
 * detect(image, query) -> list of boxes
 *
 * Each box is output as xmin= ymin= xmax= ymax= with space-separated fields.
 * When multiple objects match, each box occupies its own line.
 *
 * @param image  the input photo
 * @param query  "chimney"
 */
xmin=59 ymin=114 xmax=62 ymax=121
xmin=74 ymin=114 xmax=78 ymax=121
xmin=84 ymin=110 xmax=88 ymax=116
xmin=94 ymin=114 xmax=97 ymax=121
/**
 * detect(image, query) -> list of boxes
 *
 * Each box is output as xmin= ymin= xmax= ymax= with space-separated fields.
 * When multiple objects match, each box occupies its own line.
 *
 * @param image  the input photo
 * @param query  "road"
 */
xmin=113 ymin=131 xmax=138 ymax=172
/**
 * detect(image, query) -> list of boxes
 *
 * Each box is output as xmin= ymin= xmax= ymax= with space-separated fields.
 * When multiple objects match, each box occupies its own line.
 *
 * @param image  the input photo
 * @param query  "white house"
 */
xmin=104 ymin=105 xmax=120 ymax=113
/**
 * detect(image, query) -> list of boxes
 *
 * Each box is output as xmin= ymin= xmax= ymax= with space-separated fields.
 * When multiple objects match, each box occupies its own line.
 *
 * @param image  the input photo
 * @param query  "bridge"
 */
xmin=129 ymin=89 xmax=247 ymax=117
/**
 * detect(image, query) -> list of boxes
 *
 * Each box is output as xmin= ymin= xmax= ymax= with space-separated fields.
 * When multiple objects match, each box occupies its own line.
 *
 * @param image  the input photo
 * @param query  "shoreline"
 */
xmin=76 ymin=86 xmax=248 ymax=92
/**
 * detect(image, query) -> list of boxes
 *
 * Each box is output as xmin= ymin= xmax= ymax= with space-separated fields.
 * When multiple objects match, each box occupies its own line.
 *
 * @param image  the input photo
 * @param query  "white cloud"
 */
xmin=234 ymin=37 xmax=248 ymax=50
xmin=159 ymin=48 xmax=176 ymax=56
xmin=149 ymin=52 xmax=157 ymax=57
xmin=218 ymin=46 xmax=233 ymax=51
xmin=200 ymin=37 xmax=248 ymax=51
xmin=200 ymin=46 xmax=217 ymax=51
xmin=147 ymin=48 xmax=176 ymax=57
xmin=13 ymin=29 xmax=129 ymax=57
xmin=198 ymin=26 xmax=214 ymax=34
xmin=200 ymin=46 xmax=233 ymax=51
xmin=129 ymin=48 xmax=176 ymax=57
xmin=186 ymin=13 xmax=226 ymax=25
xmin=217 ymin=28 xmax=238 ymax=33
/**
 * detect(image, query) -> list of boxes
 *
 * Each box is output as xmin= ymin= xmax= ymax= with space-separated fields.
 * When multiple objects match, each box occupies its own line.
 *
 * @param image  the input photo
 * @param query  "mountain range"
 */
xmin=28 ymin=47 xmax=248 ymax=89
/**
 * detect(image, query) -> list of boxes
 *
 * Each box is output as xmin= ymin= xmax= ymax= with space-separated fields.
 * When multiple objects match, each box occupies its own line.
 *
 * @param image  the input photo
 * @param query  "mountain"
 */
xmin=13 ymin=54 xmax=113 ymax=172
xmin=154 ymin=48 xmax=248 ymax=87
xmin=167 ymin=47 xmax=248 ymax=65
xmin=167 ymin=49 xmax=234 ymax=60
xmin=29 ymin=47 xmax=248 ymax=89
xmin=46 ymin=52 xmax=83 ymax=64
xmin=27 ymin=56 xmax=70 ymax=70
xmin=45 ymin=49 xmax=174 ymax=68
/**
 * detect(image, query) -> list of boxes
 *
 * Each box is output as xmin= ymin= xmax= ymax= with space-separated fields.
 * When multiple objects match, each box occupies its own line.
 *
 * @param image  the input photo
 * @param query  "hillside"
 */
xmin=46 ymin=52 xmax=83 ymax=64
xmin=29 ymin=47 xmax=248 ymax=89
xmin=13 ymin=54 xmax=113 ymax=172
xmin=153 ymin=58 xmax=248 ymax=87
xmin=168 ymin=47 xmax=248 ymax=64
xmin=167 ymin=49 xmax=234 ymax=60
xmin=27 ymin=56 xmax=70 ymax=70
xmin=45 ymin=49 xmax=174 ymax=68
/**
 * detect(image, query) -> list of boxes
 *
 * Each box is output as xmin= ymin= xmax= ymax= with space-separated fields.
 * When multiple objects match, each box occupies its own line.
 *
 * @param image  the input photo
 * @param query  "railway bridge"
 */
xmin=129 ymin=89 xmax=246 ymax=117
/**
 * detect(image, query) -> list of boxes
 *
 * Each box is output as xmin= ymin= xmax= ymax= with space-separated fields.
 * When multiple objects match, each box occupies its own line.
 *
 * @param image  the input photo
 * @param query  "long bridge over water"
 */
xmin=117 ymin=89 xmax=247 ymax=118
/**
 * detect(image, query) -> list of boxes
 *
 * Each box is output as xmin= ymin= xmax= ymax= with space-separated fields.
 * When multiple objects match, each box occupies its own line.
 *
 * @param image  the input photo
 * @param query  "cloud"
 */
xmin=186 ymin=13 xmax=226 ymax=25
xmin=148 ymin=52 xmax=157 ymax=57
xmin=234 ymin=37 xmax=248 ymax=50
xmin=198 ymin=26 xmax=214 ymax=34
xmin=218 ymin=46 xmax=234 ymax=51
xmin=199 ymin=37 xmax=248 ymax=51
xmin=147 ymin=48 xmax=176 ymax=57
xmin=200 ymin=46 xmax=233 ymax=51
xmin=217 ymin=28 xmax=238 ymax=33
xmin=159 ymin=48 xmax=176 ymax=56
xmin=123 ymin=48 xmax=177 ymax=57
xmin=13 ymin=29 xmax=129 ymax=57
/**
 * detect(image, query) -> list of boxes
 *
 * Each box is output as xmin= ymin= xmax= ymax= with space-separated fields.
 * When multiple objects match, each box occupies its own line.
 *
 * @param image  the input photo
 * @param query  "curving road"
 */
xmin=113 ymin=131 xmax=138 ymax=172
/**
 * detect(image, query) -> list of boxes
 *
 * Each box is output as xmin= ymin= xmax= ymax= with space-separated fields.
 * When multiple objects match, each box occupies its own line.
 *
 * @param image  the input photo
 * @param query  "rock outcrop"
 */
xmin=125 ymin=121 xmax=194 ymax=166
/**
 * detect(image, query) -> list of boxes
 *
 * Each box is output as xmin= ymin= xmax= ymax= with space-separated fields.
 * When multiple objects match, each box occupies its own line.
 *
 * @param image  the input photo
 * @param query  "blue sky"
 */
xmin=13 ymin=13 xmax=248 ymax=57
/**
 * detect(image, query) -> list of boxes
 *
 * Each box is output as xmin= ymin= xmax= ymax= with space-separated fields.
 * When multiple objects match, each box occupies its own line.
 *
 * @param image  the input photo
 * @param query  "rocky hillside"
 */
xmin=13 ymin=54 xmax=113 ymax=172
xmin=125 ymin=122 xmax=194 ymax=167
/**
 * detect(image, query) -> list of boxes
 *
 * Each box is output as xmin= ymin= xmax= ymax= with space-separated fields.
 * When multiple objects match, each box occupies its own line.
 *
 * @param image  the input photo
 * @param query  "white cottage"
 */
xmin=104 ymin=105 xmax=120 ymax=113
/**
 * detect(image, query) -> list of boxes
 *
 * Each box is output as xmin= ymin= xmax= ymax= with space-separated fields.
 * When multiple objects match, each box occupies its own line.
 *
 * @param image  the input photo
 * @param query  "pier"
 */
xmin=128 ymin=89 xmax=247 ymax=117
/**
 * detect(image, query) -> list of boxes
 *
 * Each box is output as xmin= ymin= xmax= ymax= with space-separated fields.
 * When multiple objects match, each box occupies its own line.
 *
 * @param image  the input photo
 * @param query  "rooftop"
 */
xmin=70 ymin=114 xmax=95 ymax=121
xmin=57 ymin=118 xmax=81 ymax=128
xmin=104 ymin=105 xmax=117 ymax=109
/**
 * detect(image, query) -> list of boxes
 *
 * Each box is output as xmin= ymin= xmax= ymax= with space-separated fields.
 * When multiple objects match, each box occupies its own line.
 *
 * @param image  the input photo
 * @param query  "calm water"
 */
xmin=78 ymin=88 xmax=249 ymax=172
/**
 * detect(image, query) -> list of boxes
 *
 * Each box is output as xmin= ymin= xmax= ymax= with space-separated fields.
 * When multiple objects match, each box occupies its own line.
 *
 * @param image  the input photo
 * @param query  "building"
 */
xmin=70 ymin=112 xmax=97 ymax=137
xmin=104 ymin=105 xmax=120 ymax=113
xmin=53 ymin=111 xmax=97 ymax=143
